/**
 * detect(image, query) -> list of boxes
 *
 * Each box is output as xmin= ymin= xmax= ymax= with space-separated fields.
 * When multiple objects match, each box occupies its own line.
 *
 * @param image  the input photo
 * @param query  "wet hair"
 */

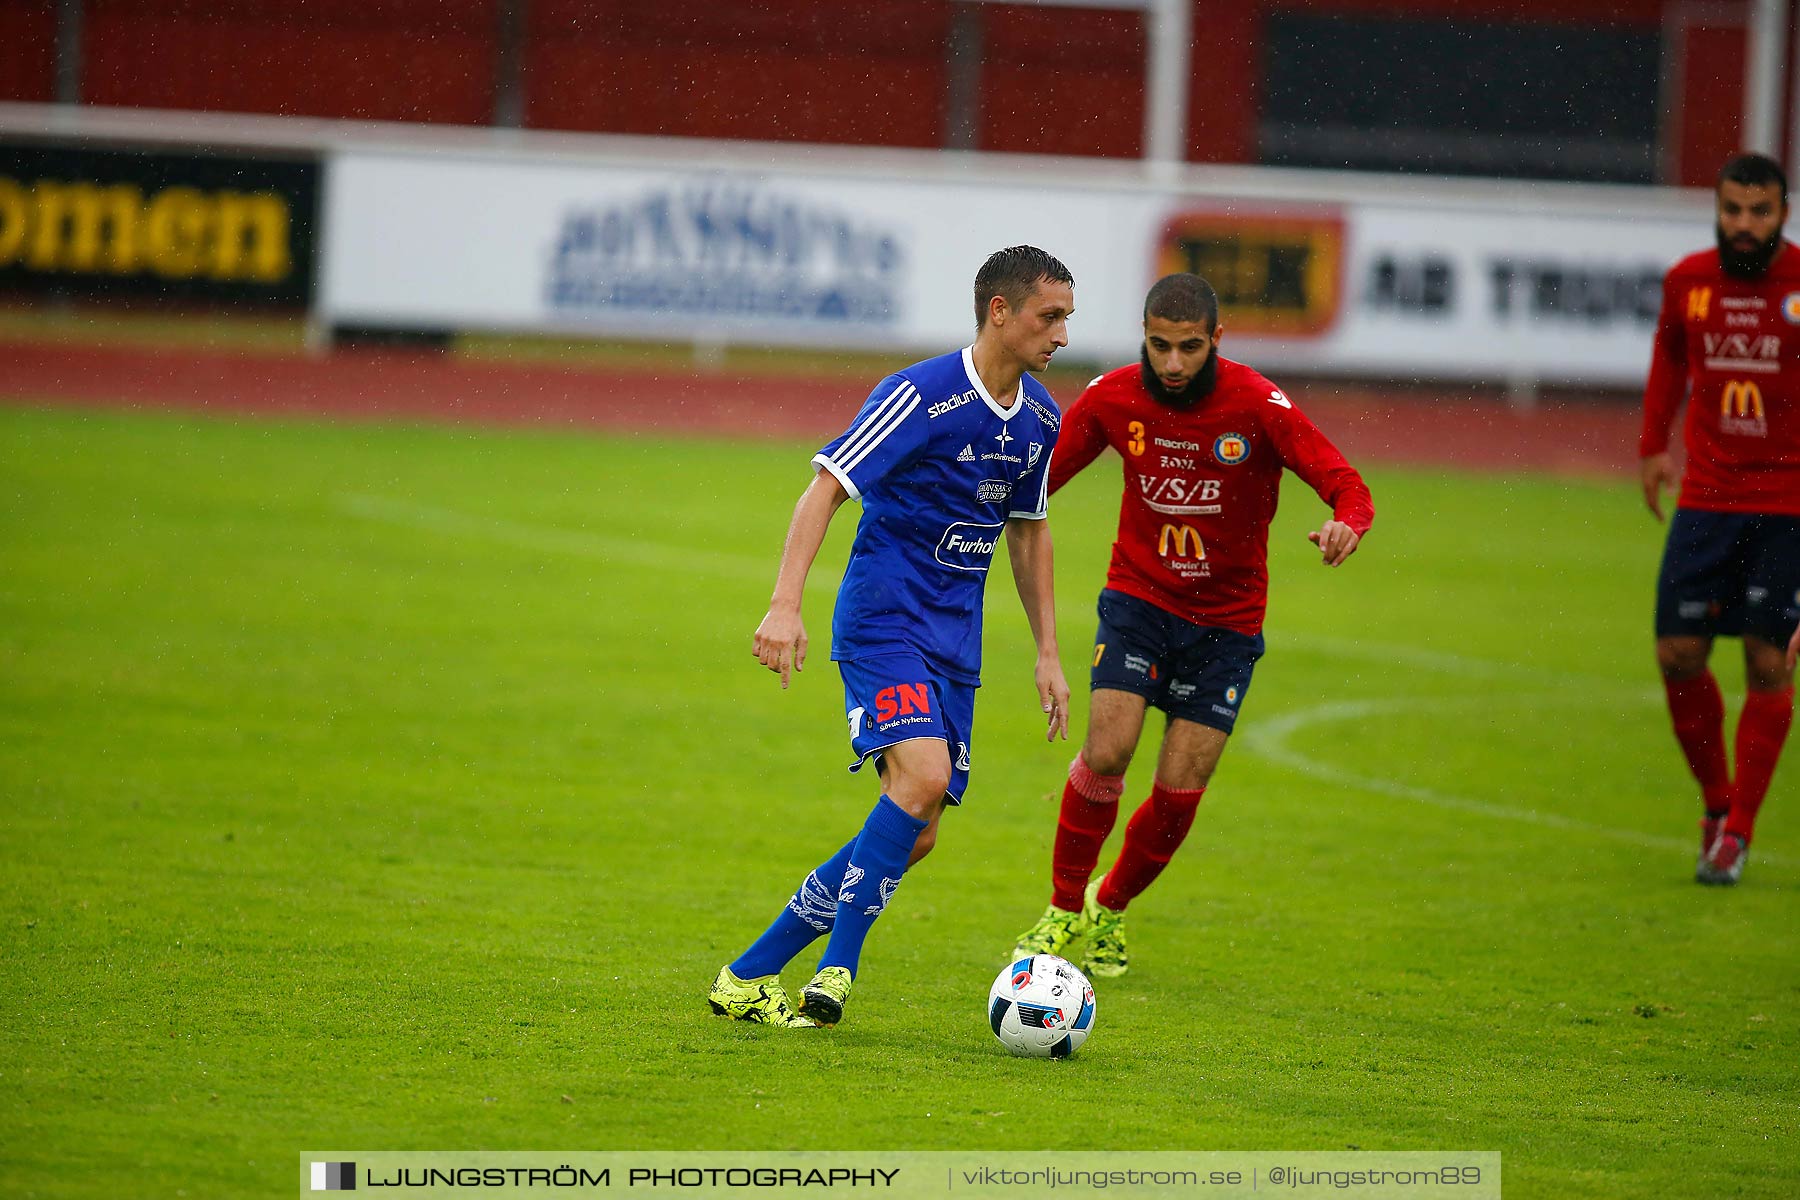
xmin=1144 ymin=273 xmax=1219 ymax=329
xmin=1719 ymin=153 xmax=1788 ymax=203
xmin=973 ymin=246 xmax=1074 ymax=329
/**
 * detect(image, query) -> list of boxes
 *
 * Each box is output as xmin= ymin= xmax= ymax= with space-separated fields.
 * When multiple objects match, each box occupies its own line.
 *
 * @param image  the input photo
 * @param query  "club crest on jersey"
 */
xmin=1784 ymin=292 xmax=1800 ymax=324
xmin=1028 ymin=443 xmax=1042 ymax=467
xmin=1225 ymin=685 xmax=1239 ymax=704
xmin=1213 ymin=433 xmax=1250 ymax=465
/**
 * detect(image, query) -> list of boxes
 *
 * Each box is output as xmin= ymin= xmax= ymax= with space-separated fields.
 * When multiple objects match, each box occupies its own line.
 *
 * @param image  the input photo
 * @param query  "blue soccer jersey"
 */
xmin=813 ymin=346 xmax=1061 ymax=684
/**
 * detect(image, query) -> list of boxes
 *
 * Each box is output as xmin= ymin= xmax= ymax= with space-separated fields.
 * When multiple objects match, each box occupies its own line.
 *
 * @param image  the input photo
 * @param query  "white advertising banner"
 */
xmin=321 ymin=150 xmax=1159 ymax=357
xmin=1214 ymin=198 xmax=1703 ymax=385
xmin=321 ymin=146 xmax=1713 ymax=386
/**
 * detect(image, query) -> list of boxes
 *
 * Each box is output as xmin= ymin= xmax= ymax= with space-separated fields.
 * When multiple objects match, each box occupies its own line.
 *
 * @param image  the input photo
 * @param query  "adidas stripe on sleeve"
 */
xmin=812 ymin=374 xmax=928 ymax=500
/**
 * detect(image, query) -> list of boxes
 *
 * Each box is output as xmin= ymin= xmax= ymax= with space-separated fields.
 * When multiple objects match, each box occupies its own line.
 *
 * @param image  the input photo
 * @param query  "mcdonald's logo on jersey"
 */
xmin=1687 ymin=287 xmax=1713 ymax=320
xmin=1720 ymin=379 xmax=1770 ymax=437
xmin=1722 ymin=379 xmax=1765 ymax=419
xmin=1158 ymin=523 xmax=1206 ymax=560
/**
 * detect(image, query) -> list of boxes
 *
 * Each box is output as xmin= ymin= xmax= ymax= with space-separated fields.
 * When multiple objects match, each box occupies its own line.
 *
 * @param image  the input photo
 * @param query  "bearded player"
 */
xmin=1010 ymin=273 xmax=1374 ymax=975
xmin=1643 ymin=153 xmax=1800 ymax=886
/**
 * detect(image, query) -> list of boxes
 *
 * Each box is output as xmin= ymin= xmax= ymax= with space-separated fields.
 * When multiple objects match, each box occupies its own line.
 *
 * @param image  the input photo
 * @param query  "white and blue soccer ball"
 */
xmin=987 ymin=953 xmax=1096 ymax=1058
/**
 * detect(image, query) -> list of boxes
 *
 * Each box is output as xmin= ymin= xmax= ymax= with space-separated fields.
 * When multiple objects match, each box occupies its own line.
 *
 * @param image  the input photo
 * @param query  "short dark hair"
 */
xmin=973 ymin=245 xmax=1074 ymax=329
xmin=1144 ymin=273 xmax=1219 ymax=328
xmin=1720 ymin=153 xmax=1788 ymax=202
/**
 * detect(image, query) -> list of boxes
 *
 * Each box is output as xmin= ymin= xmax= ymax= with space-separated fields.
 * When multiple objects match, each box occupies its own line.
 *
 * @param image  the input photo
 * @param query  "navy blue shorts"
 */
xmin=1655 ymin=509 xmax=1800 ymax=644
xmin=1089 ymin=588 xmax=1265 ymax=734
xmin=839 ymin=652 xmax=976 ymax=804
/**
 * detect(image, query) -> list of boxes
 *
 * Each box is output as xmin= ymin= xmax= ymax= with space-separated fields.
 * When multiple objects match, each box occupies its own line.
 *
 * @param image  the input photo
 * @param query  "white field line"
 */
xmin=1273 ymin=632 xmax=1616 ymax=688
xmin=344 ymin=494 xmax=1790 ymax=867
xmin=337 ymin=492 xmax=833 ymax=594
xmin=1240 ymin=694 xmax=1794 ymax=867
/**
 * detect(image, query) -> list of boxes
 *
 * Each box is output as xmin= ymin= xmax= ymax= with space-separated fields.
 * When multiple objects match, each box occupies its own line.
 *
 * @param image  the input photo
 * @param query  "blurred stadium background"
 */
xmin=5 ymin=0 xmax=1798 ymax=410
xmin=4 ymin=4 xmax=1799 ymax=1199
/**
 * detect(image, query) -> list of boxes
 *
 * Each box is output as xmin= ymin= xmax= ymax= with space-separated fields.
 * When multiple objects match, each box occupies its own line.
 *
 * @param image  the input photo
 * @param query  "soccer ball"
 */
xmin=987 ymin=953 xmax=1096 ymax=1058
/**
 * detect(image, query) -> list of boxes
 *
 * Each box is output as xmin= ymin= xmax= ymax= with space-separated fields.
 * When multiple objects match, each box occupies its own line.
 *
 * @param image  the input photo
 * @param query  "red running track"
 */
xmin=0 ymin=342 xmax=1643 ymax=477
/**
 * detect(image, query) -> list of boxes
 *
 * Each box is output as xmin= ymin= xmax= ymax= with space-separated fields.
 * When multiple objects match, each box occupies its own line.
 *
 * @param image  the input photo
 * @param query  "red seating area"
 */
xmin=0 ymin=0 xmax=1747 ymax=181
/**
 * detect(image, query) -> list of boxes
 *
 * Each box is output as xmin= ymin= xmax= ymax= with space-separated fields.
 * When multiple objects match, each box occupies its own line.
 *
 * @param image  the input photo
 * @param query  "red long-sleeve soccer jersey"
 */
xmin=1640 ymin=243 xmax=1800 ymax=515
xmin=1050 ymin=358 xmax=1374 ymax=635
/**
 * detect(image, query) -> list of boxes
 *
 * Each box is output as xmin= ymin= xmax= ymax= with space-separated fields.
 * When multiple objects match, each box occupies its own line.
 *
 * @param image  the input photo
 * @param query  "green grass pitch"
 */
xmin=1 ymin=403 xmax=1795 ymax=1199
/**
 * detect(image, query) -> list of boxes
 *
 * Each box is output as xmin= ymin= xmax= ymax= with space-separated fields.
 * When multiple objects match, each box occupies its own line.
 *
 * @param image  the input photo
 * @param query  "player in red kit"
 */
xmin=1010 ymin=273 xmax=1373 ymax=975
xmin=1642 ymin=153 xmax=1800 ymax=886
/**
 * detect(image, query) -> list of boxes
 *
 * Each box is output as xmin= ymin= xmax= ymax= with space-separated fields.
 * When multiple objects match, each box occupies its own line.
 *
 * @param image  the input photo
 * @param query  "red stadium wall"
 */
xmin=11 ymin=0 xmax=1758 ymax=177
xmin=974 ymin=5 xmax=1146 ymax=157
xmin=521 ymin=1 xmax=1147 ymax=157
xmin=1187 ymin=5 xmax=1262 ymax=164
xmin=1672 ymin=13 xmax=1752 ymax=187
xmin=0 ymin=1 xmax=56 ymax=103
xmin=522 ymin=1 xmax=953 ymax=148
xmin=79 ymin=0 xmax=496 ymax=124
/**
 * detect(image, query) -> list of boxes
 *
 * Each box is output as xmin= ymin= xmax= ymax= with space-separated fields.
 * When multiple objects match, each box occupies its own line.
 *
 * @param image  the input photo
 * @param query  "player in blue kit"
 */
xmin=708 ymin=246 xmax=1076 ymax=1028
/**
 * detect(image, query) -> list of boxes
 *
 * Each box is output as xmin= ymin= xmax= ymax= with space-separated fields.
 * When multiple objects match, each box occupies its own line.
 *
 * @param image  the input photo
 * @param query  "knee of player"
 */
xmin=1080 ymin=744 xmax=1135 ymax=779
xmin=1744 ymin=645 xmax=1796 ymax=691
xmin=1656 ymin=642 xmax=1708 ymax=679
xmin=908 ymin=825 xmax=938 ymax=865
xmin=917 ymin=767 xmax=954 ymax=803
xmin=889 ymin=769 xmax=952 ymax=814
xmin=1160 ymin=765 xmax=1215 ymax=792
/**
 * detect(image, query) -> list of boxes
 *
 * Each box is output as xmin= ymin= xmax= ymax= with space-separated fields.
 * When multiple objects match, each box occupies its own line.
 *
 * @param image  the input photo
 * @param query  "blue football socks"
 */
xmin=817 ymin=795 xmax=928 ymax=978
xmin=729 ymin=836 xmax=855 ymax=979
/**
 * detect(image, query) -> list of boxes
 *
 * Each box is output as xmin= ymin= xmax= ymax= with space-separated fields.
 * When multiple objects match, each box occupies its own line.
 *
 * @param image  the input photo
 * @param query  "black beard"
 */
xmin=1139 ymin=345 xmax=1218 ymax=409
xmin=1716 ymin=223 xmax=1785 ymax=278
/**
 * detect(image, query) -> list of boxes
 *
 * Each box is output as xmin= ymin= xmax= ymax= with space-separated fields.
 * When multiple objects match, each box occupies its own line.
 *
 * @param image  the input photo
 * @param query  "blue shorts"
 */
xmin=1655 ymin=509 xmax=1800 ymax=644
xmin=839 ymin=653 xmax=977 ymax=804
xmin=1090 ymin=588 xmax=1264 ymax=734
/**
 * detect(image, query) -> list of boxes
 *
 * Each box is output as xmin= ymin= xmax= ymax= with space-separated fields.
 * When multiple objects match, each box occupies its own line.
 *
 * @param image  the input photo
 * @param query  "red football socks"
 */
xmin=1725 ymin=686 xmax=1794 ymax=843
xmin=1097 ymin=780 xmax=1206 ymax=911
xmin=1663 ymin=671 xmax=1732 ymax=813
xmin=1050 ymin=755 xmax=1124 ymax=911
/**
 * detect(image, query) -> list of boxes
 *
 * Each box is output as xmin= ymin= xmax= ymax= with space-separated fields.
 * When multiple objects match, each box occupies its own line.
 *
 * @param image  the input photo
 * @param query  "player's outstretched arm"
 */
xmin=1005 ymin=516 xmax=1070 ymax=741
xmin=753 ymin=470 xmax=850 ymax=689
xmin=1307 ymin=520 xmax=1362 ymax=566
xmin=1640 ymin=453 xmax=1677 ymax=522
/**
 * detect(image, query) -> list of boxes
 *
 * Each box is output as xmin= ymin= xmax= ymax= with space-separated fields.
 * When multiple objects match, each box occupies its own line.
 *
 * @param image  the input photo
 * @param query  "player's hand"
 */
xmin=1036 ymin=653 xmax=1071 ymax=742
xmin=1308 ymin=520 xmax=1360 ymax=566
xmin=1787 ymin=623 xmax=1800 ymax=672
xmin=752 ymin=606 xmax=807 ymax=688
xmin=1641 ymin=453 xmax=1676 ymax=522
